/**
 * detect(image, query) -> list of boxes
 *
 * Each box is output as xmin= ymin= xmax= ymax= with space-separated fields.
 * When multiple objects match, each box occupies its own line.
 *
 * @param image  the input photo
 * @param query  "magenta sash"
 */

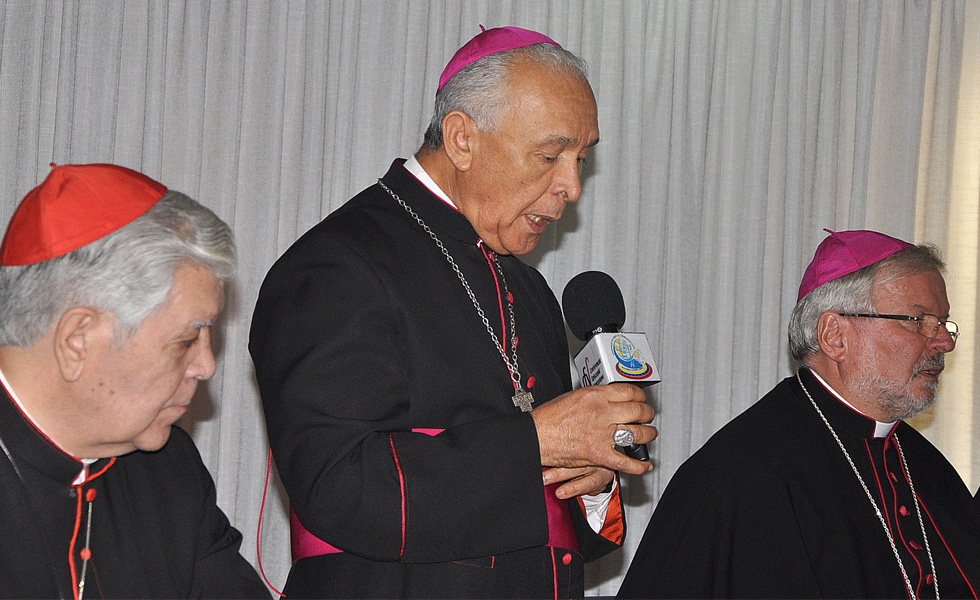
xmin=289 ymin=428 xmax=579 ymax=561
xmin=543 ymin=477 xmax=580 ymax=553
xmin=290 ymin=505 xmax=343 ymax=559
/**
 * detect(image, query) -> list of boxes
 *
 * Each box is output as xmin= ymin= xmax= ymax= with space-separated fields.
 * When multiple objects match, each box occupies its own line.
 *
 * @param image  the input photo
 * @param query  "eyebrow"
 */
xmin=540 ymin=135 xmax=600 ymax=149
xmin=910 ymin=305 xmax=950 ymax=319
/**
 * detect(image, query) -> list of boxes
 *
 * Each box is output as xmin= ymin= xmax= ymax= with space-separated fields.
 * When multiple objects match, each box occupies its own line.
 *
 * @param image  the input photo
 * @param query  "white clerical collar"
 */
xmin=807 ymin=368 xmax=896 ymax=438
xmin=0 ymin=365 xmax=94 ymax=481
xmin=403 ymin=155 xmax=459 ymax=210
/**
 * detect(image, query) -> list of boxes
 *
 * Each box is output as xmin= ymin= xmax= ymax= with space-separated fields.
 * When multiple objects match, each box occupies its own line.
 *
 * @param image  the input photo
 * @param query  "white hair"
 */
xmin=422 ymin=42 xmax=589 ymax=150
xmin=0 ymin=191 xmax=235 ymax=346
xmin=787 ymin=245 xmax=945 ymax=365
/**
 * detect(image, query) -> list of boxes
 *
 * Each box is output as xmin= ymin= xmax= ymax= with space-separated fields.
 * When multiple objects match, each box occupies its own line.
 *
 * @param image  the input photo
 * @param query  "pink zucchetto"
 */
xmin=437 ymin=25 xmax=561 ymax=92
xmin=0 ymin=163 xmax=167 ymax=266
xmin=797 ymin=229 xmax=914 ymax=302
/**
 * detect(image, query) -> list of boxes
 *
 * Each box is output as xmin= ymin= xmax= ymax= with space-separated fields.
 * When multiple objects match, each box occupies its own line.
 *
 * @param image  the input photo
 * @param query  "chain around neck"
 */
xmin=378 ymin=179 xmax=526 ymax=395
xmin=796 ymin=372 xmax=938 ymax=600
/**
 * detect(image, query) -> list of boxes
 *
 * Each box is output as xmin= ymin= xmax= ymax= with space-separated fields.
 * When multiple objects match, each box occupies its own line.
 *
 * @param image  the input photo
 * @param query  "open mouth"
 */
xmin=526 ymin=214 xmax=556 ymax=234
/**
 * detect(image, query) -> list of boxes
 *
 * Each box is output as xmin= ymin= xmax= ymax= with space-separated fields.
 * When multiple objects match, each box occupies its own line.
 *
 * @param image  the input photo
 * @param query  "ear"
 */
xmin=441 ymin=110 xmax=478 ymax=171
xmin=815 ymin=311 xmax=848 ymax=363
xmin=53 ymin=307 xmax=106 ymax=383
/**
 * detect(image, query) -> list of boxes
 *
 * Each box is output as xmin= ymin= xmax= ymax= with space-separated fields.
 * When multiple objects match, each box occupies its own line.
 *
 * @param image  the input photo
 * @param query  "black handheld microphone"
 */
xmin=562 ymin=271 xmax=660 ymax=462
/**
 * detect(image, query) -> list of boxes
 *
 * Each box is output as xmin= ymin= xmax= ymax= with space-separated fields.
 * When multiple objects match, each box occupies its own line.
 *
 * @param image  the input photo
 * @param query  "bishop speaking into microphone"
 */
xmin=250 ymin=25 xmax=657 ymax=599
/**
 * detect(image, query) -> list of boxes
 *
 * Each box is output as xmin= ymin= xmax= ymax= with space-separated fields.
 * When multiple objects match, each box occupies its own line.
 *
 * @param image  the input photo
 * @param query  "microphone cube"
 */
xmin=573 ymin=332 xmax=661 ymax=388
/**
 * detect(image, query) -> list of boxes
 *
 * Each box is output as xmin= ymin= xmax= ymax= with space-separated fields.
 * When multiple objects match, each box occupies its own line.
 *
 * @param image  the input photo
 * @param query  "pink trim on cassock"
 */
xmin=289 ymin=427 xmax=580 ymax=562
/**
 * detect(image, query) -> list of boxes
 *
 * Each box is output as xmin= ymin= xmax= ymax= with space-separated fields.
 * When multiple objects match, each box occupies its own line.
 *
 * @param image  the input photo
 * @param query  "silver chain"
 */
xmin=796 ymin=373 xmax=938 ymax=600
xmin=3 ymin=426 xmax=96 ymax=600
xmin=896 ymin=436 xmax=939 ymax=599
xmin=0 ymin=432 xmax=24 ymax=481
xmin=78 ymin=495 xmax=94 ymax=600
xmin=379 ymin=179 xmax=525 ymax=393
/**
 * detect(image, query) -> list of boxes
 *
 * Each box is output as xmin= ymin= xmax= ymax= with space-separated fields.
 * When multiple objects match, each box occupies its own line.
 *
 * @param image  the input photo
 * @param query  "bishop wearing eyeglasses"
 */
xmin=619 ymin=229 xmax=980 ymax=599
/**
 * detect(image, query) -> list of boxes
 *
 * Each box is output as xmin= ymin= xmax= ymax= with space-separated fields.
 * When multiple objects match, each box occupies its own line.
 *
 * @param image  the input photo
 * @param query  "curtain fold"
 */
xmin=0 ymin=1 xmax=970 ymax=595
xmin=913 ymin=0 xmax=977 ymax=488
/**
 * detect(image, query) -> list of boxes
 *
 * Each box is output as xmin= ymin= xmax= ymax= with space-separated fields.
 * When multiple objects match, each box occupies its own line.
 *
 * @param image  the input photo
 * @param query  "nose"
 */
xmin=553 ymin=157 xmax=583 ymax=203
xmin=930 ymin=325 xmax=956 ymax=353
xmin=188 ymin=329 xmax=217 ymax=381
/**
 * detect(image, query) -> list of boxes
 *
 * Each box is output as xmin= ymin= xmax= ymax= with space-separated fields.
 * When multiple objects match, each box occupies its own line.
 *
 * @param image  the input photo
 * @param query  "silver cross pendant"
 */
xmin=512 ymin=390 xmax=534 ymax=412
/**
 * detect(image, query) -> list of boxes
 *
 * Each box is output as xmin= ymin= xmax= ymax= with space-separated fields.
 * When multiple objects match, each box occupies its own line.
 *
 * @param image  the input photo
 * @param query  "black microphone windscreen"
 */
xmin=561 ymin=271 xmax=627 ymax=341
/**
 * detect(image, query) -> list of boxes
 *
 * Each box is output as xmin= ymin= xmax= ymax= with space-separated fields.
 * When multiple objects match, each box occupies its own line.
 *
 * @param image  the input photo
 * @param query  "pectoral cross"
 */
xmin=512 ymin=390 xmax=534 ymax=412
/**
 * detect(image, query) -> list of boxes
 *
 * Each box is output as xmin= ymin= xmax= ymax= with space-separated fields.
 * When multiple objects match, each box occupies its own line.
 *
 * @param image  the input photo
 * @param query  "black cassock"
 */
xmin=0 ymin=388 xmax=269 ymax=599
xmin=250 ymin=160 xmax=623 ymax=599
xmin=618 ymin=368 xmax=980 ymax=599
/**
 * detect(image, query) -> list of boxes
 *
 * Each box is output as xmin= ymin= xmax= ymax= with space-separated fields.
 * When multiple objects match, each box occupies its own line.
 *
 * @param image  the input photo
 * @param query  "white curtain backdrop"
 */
xmin=0 ymin=1 xmax=972 ymax=596
xmin=913 ymin=0 xmax=979 ymax=491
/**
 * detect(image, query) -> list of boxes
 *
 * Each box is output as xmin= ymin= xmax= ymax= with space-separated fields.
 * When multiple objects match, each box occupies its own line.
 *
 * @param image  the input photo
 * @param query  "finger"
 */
xmin=554 ymin=468 xmax=614 ymax=499
xmin=616 ymin=402 xmax=656 ymax=426
xmin=604 ymin=450 xmax=654 ymax=476
xmin=593 ymin=382 xmax=648 ymax=403
xmin=600 ymin=426 xmax=657 ymax=474
xmin=542 ymin=466 xmax=590 ymax=486
xmin=612 ymin=424 xmax=659 ymax=446
xmin=589 ymin=386 xmax=655 ymax=423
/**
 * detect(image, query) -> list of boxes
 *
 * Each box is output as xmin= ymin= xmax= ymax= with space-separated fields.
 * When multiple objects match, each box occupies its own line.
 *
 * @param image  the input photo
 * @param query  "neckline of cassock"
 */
xmin=384 ymin=159 xmax=484 ymax=248
xmin=795 ymin=368 xmax=901 ymax=442
xmin=0 ymin=389 xmax=110 ymax=487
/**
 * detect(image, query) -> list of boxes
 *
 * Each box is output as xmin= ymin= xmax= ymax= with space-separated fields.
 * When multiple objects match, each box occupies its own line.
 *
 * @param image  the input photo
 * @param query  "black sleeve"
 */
xmin=169 ymin=428 xmax=271 ymax=599
xmin=617 ymin=449 xmax=821 ymax=599
xmin=571 ymin=477 xmax=626 ymax=563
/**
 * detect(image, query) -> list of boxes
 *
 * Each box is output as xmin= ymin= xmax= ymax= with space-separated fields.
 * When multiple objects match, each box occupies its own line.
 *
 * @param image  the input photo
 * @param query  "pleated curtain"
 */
xmin=0 ymin=1 xmax=973 ymax=595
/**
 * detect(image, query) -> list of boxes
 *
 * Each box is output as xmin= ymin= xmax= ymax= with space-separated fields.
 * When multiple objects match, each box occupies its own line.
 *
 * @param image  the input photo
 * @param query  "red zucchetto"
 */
xmin=0 ymin=163 xmax=167 ymax=266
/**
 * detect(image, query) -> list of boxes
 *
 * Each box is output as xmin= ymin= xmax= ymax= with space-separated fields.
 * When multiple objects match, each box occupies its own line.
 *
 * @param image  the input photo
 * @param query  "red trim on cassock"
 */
xmin=479 ymin=243 xmax=512 ymax=373
xmin=864 ymin=441 xmax=914 ymax=600
xmin=917 ymin=496 xmax=979 ymax=599
xmin=0 ymin=377 xmax=85 ymax=462
xmin=69 ymin=485 xmax=84 ymax=600
xmin=68 ymin=457 xmax=116 ymax=600
xmin=886 ymin=444 xmax=926 ymax=596
xmin=289 ymin=428 xmax=581 ymax=569
xmin=388 ymin=434 xmax=408 ymax=562
xmin=550 ymin=547 xmax=558 ymax=600
xmin=85 ymin=458 xmax=116 ymax=483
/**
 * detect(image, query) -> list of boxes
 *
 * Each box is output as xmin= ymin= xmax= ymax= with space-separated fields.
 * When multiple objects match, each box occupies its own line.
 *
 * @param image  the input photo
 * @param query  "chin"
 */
xmin=133 ymin=426 xmax=176 ymax=453
xmin=895 ymin=393 xmax=937 ymax=420
xmin=507 ymin=240 xmax=541 ymax=256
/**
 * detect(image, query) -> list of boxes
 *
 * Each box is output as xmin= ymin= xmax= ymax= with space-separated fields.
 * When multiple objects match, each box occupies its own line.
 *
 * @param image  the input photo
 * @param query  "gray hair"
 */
xmin=788 ymin=245 xmax=945 ymax=365
xmin=422 ymin=42 xmax=589 ymax=150
xmin=0 ymin=190 xmax=235 ymax=347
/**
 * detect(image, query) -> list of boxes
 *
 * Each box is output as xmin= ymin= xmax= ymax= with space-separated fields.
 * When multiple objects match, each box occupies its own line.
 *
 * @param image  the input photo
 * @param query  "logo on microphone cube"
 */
xmin=582 ymin=356 xmax=603 ymax=386
xmin=573 ymin=332 xmax=660 ymax=388
xmin=612 ymin=334 xmax=653 ymax=379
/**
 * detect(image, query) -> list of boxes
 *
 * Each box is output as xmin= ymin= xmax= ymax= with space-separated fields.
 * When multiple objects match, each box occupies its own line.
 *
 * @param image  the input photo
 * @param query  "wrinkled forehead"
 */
xmin=500 ymin=63 xmax=598 ymax=131
xmin=871 ymin=267 xmax=949 ymax=311
xmin=504 ymin=55 xmax=593 ymax=96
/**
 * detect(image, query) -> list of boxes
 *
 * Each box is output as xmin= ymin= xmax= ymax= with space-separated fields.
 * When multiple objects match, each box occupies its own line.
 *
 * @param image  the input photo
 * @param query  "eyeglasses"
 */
xmin=837 ymin=313 xmax=959 ymax=341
